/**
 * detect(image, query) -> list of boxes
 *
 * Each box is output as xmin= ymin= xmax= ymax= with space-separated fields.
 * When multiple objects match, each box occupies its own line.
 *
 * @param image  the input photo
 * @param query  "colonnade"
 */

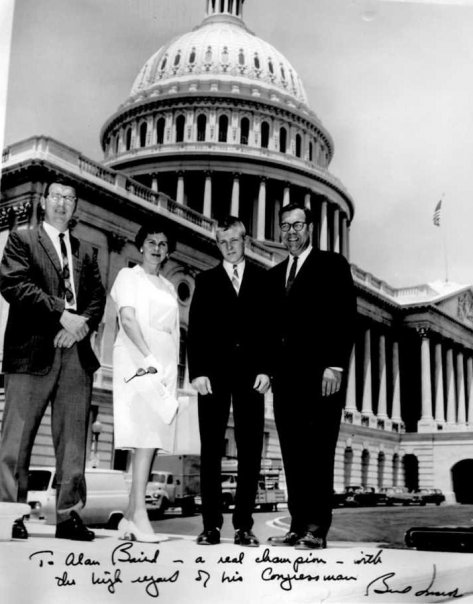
xmin=418 ymin=328 xmax=473 ymax=432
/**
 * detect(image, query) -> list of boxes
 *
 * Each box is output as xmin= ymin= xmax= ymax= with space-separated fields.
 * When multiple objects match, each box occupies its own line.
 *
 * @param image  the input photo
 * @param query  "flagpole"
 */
xmin=434 ymin=193 xmax=448 ymax=282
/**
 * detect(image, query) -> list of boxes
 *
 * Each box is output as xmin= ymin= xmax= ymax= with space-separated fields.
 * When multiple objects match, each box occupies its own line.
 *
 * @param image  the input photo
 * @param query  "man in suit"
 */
xmin=267 ymin=202 xmax=356 ymax=550
xmin=0 ymin=178 xmax=105 ymax=541
xmin=188 ymin=216 xmax=270 ymax=547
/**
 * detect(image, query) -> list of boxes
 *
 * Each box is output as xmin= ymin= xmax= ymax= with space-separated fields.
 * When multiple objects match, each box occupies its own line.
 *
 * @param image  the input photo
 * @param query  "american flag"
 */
xmin=433 ymin=200 xmax=442 ymax=226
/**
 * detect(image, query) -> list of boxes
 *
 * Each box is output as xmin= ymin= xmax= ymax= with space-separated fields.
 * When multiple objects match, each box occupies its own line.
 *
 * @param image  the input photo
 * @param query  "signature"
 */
xmin=365 ymin=564 xmax=463 ymax=598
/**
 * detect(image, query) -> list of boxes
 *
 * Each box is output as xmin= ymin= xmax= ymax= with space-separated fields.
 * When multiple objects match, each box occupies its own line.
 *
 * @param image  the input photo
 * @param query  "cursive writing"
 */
xmin=111 ymin=542 xmax=160 ymax=565
xmin=91 ymin=569 xmax=123 ymax=594
xmin=65 ymin=552 xmax=100 ymax=567
xmin=131 ymin=570 xmax=179 ymax=598
xmin=365 ymin=565 xmax=463 ymax=598
xmin=353 ymin=550 xmax=383 ymax=565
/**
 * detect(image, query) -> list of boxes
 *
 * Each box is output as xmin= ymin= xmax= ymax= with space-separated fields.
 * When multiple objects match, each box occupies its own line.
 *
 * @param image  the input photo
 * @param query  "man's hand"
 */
xmin=322 ymin=368 xmax=342 ymax=397
xmin=191 ymin=376 xmax=213 ymax=396
xmin=54 ymin=328 xmax=77 ymax=348
xmin=253 ymin=374 xmax=271 ymax=394
xmin=60 ymin=311 xmax=89 ymax=340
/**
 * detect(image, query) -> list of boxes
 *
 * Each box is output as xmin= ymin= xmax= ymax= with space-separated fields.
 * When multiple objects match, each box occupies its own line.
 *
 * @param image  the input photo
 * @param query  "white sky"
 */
xmin=2 ymin=0 xmax=473 ymax=288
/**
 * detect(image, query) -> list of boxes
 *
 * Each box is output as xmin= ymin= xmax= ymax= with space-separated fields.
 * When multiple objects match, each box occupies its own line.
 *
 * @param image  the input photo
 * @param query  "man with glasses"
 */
xmin=0 ymin=177 xmax=105 ymax=540
xmin=267 ymin=202 xmax=356 ymax=550
xmin=188 ymin=216 xmax=271 ymax=547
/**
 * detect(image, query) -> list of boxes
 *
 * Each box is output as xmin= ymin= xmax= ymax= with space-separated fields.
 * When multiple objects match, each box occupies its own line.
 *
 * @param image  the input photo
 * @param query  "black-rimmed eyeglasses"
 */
xmin=280 ymin=221 xmax=306 ymax=232
xmin=124 ymin=366 xmax=158 ymax=383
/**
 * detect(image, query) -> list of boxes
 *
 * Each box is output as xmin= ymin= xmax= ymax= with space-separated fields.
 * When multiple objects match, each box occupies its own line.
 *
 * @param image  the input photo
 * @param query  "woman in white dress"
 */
xmin=110 ymin=221 xmax=179 ymax=542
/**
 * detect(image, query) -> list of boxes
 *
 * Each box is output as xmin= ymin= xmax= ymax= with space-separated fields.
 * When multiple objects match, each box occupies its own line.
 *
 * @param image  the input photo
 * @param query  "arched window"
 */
xmin=268 ymin=59 xmax=274 ymax=75
xmin=240 ymin=117 xmax=249 ymax=145
xmin=139 ymin=122 xmax=147 ymax=147
xmin=125 ymin=127 xmax=132 ymax=151
xmin=160 ymin=56 xmax=167 ymax=71
xmin=205 ymin=46 xmax=213 ymax=63
xmin=361 ymin=450 xmax=370 ymax=488
xmin=197 ymin=114 xmax=207 ymax=142
xmin=261 ymin=121 xmax=270 ymax=149
xmin=218 ymin=115 xmax=228 ymax=143
xmin=156 ymin=117 xmax=165 ymax=144
xmin=175 ymin=115 xmax=185 ymax=143
xmin=309 ymin=141 xmax=313 ymax=162
xmin=174 ymin=51 xmax=181 ymax=67
xmin=254 ymin=54 xmax=260 ymax=70
xmin=295 ymin=134 xmax=302 ymax=158
xmin=115 ymin=134 xmax=120 ymax=154
xmin=279 ymin=127 xmax=287 ymax=153
xmin=189 ymin=48 xmax=196 ymax=64
xmin=238 ymin=49 xmax=245 ymax=66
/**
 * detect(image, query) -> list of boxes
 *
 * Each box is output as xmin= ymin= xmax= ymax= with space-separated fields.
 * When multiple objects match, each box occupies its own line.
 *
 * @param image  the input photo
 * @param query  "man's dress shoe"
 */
xmin=196 ymin=528 xmax=221 ymax=545
xmin=55 ymin=511 xmax=95 ymax=541
xmin=234 ymin=529 xmax=259 ymax=547
xmin=294 ymin=532 xmax=326 ymax=550
xmin=267 ymin=531 xmax=300 ymax=546
xmin=12 ymin=518 xmax=28 ymax=540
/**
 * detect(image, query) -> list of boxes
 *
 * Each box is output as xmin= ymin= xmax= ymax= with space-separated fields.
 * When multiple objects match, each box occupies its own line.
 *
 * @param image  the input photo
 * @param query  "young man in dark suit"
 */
xmin=0 ymin=178 xmax=105 ymax=541
xmin=267 ymin=202 xmax=356 ymax=550
xmin=188 ymin=216 xmax=270 ymax=547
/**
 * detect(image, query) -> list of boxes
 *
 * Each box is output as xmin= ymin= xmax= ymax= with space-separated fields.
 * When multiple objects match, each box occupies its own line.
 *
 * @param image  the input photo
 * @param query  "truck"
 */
xmin=146 ymin=454 xmax=200 ymax=516
xmin=220 ymin=459 xmax=286 ymax=512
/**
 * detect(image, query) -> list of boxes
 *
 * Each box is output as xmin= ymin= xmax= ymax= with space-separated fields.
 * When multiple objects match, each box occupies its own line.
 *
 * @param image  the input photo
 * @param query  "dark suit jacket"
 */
xmin=187 ymin=261 xmax=270 ymax=384
xmin=268 ymin=248 xmax=356 ymax=381
xmin=0 ymin=224 xmax=105 ymax=375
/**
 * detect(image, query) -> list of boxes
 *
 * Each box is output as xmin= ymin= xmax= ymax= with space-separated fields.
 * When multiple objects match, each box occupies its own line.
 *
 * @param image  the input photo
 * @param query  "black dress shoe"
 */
xmin=196 ymin=528 xmax=220 ymax=545
xmin=267 ymin=531 xmax=300 ymax=546
xmin=55 ymin=511 xmax=95 ymax=541
xmin=12 ymin=518 xmax=28 ymax=540
xmin=294 ymin=532 xmax=326 ymax=550
xmin=234 ymin=529 xmax=259 ymax=547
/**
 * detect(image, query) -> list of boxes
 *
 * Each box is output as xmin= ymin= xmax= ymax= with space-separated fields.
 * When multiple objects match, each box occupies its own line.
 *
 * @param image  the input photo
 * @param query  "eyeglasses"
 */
xmin=124 ymin=366 xmax=158 ymax=383
xmin=280 ymin=221 xmax=306 ymax=232
xmin=48 ymin=193 xmax=77 ymax=205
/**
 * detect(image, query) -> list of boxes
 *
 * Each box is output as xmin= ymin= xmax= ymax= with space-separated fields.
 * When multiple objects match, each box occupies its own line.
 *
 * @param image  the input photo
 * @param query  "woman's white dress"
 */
xmin=110 ymin=265 xmax=179 ymax=451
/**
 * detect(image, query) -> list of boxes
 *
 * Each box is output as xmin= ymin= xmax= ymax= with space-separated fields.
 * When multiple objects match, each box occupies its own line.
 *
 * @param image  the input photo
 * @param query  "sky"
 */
xmin=2 ymin=0 xmax=473 ymax=288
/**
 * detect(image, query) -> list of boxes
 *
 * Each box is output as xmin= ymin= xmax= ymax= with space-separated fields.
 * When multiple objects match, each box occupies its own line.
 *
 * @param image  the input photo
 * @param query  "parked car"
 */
xmin=343 ymin=486 xmax=388 ymax=507
xmin=333 ymin=490 xmax=347 ymax=507
xmin=414 ymin=488 xmax=445 ymax=506
xmin=27 ymin=466 xmax=128 ymax=528
xmin=145 ymin=455 xmax=200 ymax=516
xmin=380 ymin=486 xmax=423 ymax=506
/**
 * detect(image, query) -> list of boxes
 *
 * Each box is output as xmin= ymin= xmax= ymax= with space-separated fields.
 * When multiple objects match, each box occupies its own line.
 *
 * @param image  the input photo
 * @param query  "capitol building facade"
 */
xmin=2 ymin=0 xmax=473 ymax=503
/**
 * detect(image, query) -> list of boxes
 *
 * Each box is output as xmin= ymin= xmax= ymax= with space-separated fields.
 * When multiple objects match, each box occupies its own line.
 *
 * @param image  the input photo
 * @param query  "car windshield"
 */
xmin=28 ymin=470 xmax=53 ymax=491
xmin=151 ymin=474 xmax=166 ymax=483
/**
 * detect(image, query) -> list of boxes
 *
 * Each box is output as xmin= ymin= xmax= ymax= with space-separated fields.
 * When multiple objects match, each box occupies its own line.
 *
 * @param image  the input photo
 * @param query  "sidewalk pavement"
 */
xmin=1 ymin=520 xmax=473 ymax=604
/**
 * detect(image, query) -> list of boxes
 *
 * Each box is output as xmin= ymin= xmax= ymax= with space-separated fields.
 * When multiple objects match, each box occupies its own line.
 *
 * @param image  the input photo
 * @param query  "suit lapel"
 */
xmin=286 ymin=249 xmax=317 ymax=295
xmin=38 ymin=225 xmax=62 ymax=276
xmin=70 ymin=234 xmax=82 ymax=295
xmin=216 ymin=264 xmax=237 ymax=298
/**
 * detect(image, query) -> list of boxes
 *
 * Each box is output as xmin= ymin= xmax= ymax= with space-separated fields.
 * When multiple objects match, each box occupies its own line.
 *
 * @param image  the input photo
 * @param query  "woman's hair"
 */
xmin=134 ymin=219 xmax=176 ymax=254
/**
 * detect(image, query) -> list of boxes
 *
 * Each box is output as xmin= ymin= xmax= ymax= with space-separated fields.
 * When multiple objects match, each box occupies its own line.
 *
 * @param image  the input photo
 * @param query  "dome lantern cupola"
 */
xmin=206 ymin=0 xmax=244 ymax=19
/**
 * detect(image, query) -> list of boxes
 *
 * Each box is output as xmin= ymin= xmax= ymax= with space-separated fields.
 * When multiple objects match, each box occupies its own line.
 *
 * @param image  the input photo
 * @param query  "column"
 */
xmin=203 ymin=171 xmax=212 ymax=218
xmin=333 ymin=207 xmax=340 ymax=253
xmin=230 ymin=174 xmax=240 ymax=216
xmin=345 ymin=345 xmax=357 ymax=412
xmin=256 ymin=178 xmax=266 ymax=240
xmin=445 ymin=347 xmax=456 ymax=427
xmin=377 ymin=334 xmax=388 ymax=419
xmin=467 ymin=356 xmax=473 ymax=429
xmin=151 ymin=173 xmax=158 ymax=192
xmin=456 ymin=350 xmax=466 ymax=428
xmin=418 ymin=328 xmax=435 ymax=432
xmin=304 ymin=191 xmax=311 ymax=209
xmin=283 ymin=184 xmax=290 ymax=207
xmin=319 ymin=200 xmax=328 ymax=251
xmin=434 ymin=342 xmax=446 ymax=424
xmin=176 ymin=172 xmax=185 ymax=205
xmin=361 ymin=328 xmax=373 ymax=417
xmin=391 ymin=340 xmax=402 ymax=423
xmin=341 ymin=215 xmax=349 ymax=259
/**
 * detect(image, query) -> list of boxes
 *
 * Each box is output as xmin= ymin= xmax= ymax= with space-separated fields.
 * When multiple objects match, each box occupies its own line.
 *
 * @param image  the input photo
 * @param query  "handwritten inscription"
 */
xmin=23 ymin=544 xmax=467 ymax=600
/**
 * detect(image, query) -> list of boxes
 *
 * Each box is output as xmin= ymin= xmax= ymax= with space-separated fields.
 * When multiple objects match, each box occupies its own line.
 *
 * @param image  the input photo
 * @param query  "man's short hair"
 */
xmin=279 ymin=202 xmax=313 ymax=225
xmin=43 ymin=177 xmax=77 ymax=198
xmin=215 ymin=216 xmax=247 ymax=239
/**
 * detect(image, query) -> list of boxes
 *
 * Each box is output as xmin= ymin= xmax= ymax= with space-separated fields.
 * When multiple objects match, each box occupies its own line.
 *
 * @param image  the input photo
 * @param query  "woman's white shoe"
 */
xmin=122 ymin=520 xmax=163 ymax=543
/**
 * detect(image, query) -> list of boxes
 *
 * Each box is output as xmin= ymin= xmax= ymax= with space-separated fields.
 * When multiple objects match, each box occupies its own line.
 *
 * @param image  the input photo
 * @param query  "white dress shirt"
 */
xmin=42 ymin=221 xmax=77 ymax=310
xmin=223 ymin=259 xmax=245 ymax=289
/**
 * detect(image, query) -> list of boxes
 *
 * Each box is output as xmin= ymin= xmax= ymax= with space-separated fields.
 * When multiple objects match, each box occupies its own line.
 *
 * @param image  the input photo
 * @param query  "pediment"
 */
xmin=436 ymin=289 xmax=473 ymax=327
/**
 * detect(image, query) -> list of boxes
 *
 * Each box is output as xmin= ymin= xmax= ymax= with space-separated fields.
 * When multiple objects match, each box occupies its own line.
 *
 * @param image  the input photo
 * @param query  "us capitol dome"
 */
xmin=100 ymin=0 xmax=353 ymax=251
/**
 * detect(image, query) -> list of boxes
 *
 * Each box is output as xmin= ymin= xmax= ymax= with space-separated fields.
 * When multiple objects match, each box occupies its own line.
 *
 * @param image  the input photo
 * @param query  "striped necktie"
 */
xmin=231 ymin=264 xmax=240 ymax=294
xmin=59 ymin=233 xmax=75 ymax=305
xmin=286 ymin=256 xmax=298 ymax=293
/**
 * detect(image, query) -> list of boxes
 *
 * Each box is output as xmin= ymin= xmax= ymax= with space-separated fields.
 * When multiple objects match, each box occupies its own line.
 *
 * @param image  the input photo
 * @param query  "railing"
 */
xmin=159 ymin=195 xmax=215 ymax=233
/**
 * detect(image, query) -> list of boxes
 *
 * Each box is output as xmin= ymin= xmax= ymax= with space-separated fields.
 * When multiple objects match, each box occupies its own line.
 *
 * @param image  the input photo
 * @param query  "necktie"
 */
xmin=286 ymin=256 xmax=298 ymax=293
xmin=231 ymin=264 xmax=240 ymax=293
xmin=59 ymin=233 xmax=75 ymax=305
